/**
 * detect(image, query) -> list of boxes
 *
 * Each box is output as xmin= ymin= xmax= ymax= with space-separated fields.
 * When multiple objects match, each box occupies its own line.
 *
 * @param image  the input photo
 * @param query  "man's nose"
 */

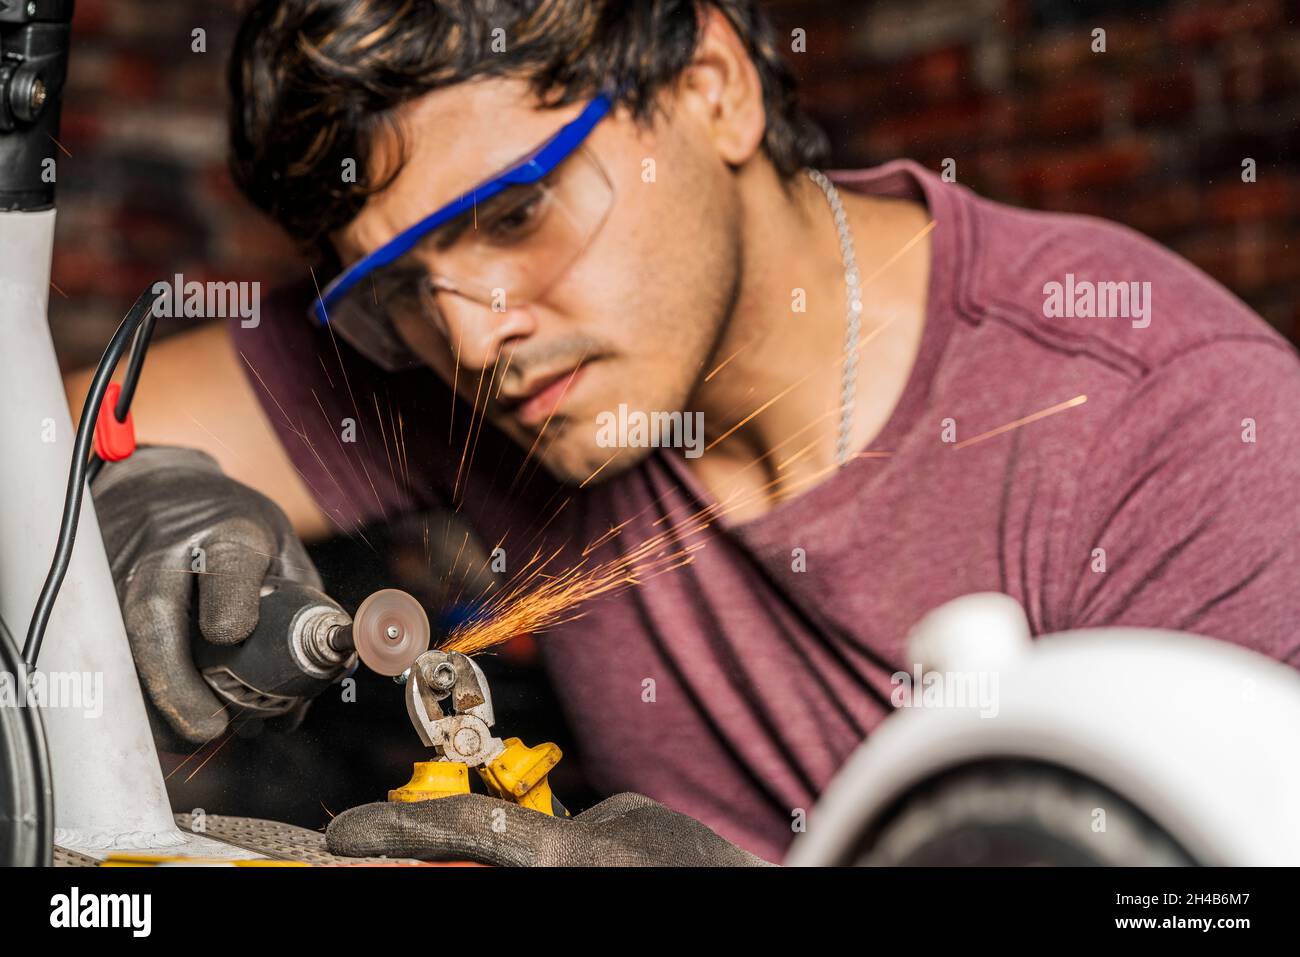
xmin=437 ymin=292 xmax=538 ymax=369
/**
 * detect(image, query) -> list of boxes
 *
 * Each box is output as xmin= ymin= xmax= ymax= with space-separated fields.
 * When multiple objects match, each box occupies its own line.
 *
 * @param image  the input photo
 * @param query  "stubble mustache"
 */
xmin=486 ymin=334 xmax=609 ymax=413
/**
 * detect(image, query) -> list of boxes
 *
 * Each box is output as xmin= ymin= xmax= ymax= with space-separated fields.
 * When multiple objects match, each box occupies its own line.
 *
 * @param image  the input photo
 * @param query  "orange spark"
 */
xmin=953 ymin=394 xmax=1088 ymax=450
xmin=703 ymin=343 xmax=748 ymax=382
xmin=440 ymin=538 xmax=705 ymax=656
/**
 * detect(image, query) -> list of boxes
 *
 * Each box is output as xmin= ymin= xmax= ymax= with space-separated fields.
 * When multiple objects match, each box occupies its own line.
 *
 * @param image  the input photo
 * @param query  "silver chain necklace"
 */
xmin=805 ymin=168 xmax=863 ymax=468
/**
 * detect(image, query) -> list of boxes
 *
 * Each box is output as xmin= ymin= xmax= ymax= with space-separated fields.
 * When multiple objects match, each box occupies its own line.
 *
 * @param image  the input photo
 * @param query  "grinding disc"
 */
xmin=352 ymin=589 xmax=431 ymax=676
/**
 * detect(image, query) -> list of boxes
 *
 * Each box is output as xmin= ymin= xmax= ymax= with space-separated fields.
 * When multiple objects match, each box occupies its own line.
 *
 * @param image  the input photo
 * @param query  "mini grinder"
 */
xmin=354 ymin=589 xmax=568 ymax=818
xmin=195 ymin=583 xmax=566 ymax=816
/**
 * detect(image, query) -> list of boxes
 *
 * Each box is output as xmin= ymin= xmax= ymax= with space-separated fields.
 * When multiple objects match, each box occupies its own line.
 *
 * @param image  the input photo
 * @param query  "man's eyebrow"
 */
xmin=402 ymin=115 xmax=564 ymax=256
xmin=428 ymin=205 xmax=476 ymax=250
xmin=425 ymin=177 xmax=527 ymax=251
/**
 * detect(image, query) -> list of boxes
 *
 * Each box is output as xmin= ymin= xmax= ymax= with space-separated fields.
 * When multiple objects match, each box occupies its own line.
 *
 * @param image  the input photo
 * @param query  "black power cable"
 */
xmin=22 ymin=285 xmax=163 ymax=670
xmin=84 ymin=294 xmax=158 ymax=486
xmin=0 ymin=612 xmax=53 ymax=866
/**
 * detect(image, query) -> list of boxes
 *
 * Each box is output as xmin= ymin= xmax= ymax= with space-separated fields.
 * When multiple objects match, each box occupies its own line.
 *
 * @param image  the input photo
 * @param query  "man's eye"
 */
xmin=486 ymin=193 xmax=545 ymax=242
xmin=372 ymin=269 xmax=428 ymax=312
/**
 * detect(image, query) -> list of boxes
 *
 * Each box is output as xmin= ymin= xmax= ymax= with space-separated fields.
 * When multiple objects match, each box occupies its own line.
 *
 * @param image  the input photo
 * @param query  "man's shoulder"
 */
xmin=948 ymin=182 xmax=1293 ymax=379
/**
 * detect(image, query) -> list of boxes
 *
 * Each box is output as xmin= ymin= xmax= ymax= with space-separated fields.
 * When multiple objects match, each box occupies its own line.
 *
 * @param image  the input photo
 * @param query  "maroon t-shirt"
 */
xmin=233 ymin=161 xmax=1300 ymax=862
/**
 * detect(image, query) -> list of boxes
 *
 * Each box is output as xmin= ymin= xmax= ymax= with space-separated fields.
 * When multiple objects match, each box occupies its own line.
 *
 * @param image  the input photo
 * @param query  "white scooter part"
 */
xmin=788 ymin=593 xmax=1300 ymax=866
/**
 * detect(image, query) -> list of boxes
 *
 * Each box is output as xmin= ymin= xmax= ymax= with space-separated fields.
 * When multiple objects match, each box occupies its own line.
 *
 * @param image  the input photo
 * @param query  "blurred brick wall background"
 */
xmin=50 ymin=0 xmax=1300 ymax=367
xmin=50 ymin=0 xmax=303 ymax=363
xmin=764 ymin=0 xmax=1300 ymax=343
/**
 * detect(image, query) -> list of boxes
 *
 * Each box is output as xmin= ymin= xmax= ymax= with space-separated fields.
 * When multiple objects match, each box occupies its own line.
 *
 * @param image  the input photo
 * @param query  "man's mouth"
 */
xmin=497 ymin=364 xmax=588 ymax=428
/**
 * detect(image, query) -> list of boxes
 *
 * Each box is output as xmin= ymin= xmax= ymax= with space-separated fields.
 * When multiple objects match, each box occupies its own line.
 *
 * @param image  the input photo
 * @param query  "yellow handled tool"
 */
xmin=351 ymin=591 xmax=567 ymax=817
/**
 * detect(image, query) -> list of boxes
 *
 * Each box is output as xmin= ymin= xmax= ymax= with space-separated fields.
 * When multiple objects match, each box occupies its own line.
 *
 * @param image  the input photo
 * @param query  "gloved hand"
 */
xmin=326 ymin=792 xmax=774 ymax=866
xmin=92 ymin=445 xmax=323 ymax=745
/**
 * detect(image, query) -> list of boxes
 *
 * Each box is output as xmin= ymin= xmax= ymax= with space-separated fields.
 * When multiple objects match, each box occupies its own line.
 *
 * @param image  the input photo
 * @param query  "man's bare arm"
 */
xmin=64 ymin=321 xmax=331 ymax=540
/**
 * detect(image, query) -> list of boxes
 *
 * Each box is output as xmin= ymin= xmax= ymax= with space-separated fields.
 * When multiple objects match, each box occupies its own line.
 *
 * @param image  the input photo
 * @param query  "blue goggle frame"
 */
xmin=311 ymin=92 xmax=616 ymax=327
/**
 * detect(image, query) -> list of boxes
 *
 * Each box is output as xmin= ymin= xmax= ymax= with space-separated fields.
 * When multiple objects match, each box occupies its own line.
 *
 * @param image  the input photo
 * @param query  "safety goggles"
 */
xmin=309 ymin=93 xmax=616 ymax=371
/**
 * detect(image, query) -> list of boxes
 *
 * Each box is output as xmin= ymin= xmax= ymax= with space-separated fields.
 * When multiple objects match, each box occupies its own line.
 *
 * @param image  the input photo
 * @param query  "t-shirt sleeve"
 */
xmin=1061 ymin=337 xmax=1300 ymax=665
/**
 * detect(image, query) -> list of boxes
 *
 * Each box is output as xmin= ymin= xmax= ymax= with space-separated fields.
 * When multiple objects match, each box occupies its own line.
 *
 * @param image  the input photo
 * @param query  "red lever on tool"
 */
xmin=93 ymin=382 xmax=136 ymax=462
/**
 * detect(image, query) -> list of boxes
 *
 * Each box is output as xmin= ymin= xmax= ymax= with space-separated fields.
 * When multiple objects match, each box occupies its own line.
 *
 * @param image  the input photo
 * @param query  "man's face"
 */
xmin=333 ymin=78 xmax=742 ymax=484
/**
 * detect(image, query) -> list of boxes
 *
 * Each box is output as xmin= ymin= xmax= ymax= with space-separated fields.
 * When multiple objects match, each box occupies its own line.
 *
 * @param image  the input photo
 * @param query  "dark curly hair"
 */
xmin=228 ymin=0 xmax=829 ymax=256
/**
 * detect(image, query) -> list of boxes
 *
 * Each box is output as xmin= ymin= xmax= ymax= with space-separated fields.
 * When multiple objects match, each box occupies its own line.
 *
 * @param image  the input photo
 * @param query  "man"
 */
xmin=76 ymin=0 xmax=1300 ymax=865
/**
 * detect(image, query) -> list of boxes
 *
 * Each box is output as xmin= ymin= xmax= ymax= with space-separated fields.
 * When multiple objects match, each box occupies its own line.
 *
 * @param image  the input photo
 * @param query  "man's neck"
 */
xmin=686 ymin=163 xmax=932 ymax=522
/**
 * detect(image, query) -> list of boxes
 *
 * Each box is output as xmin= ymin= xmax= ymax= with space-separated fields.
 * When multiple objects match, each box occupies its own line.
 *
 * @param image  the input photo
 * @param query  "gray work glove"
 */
xmin=326 ymin=792 xmax=774 ymax=866
xmin=92 ymin=446 xmax=323 ymax=745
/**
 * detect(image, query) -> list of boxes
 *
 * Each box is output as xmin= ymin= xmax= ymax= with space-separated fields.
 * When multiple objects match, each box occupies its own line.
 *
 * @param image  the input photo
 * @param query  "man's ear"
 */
xmin=674 ymin=6 xmax=766 ymax=167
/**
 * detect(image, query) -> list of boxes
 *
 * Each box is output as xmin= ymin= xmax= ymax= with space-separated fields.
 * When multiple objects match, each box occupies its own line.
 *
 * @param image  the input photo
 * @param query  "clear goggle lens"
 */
xmin=321 ymin=146 xmax=613 ymax=372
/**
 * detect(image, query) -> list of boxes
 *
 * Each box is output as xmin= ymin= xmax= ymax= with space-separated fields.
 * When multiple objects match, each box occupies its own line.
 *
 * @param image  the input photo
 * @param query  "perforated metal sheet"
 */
xmin=53 ymin=845 xmax=101 ymax=867
xmin=53 ymin=814 xmax=428 ymax=866
xmin=172 ymin=813 xmax=428 ymax=865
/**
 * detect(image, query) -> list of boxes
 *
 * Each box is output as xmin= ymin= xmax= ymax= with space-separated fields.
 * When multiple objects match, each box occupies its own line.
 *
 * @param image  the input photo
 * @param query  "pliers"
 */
xmin=389 ymin=649 xmax=568 ymax=817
